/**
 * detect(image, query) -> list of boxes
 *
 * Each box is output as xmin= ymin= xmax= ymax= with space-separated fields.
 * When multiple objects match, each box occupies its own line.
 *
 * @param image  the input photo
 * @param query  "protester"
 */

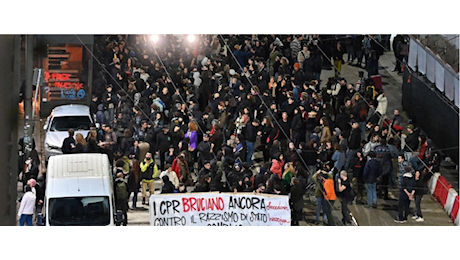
xmin=395 ymin=167 xmax=416 ymax=223
xmin=17 ymin=185 xmax=36 ymax=226
xmin=337 ymin=170 xmax=353 ymax=225
xmin=140 ymin=152 xmax=158 ymax=205
xmin=363 ymin=151 xmax=381 ymax=208
xmin=65 ymin=34 xmax=437 ymax=226
xmin=413 ymin=170 xmax=427 ymax=222
xmin=61 ymin=129 xmax=76 ymax=154
xmin=114 ymin=172 xmax=129 ymax=226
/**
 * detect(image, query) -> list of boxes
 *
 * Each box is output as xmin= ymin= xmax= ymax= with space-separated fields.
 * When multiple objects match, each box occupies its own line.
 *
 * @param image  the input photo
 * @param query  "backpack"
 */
xmin=115 ymin=181 xmax=129 ymax=200
xmin=322 ymin=178 xmax=337 ymax=201
xmin=365 ymin=85 xmax=376 ymax=100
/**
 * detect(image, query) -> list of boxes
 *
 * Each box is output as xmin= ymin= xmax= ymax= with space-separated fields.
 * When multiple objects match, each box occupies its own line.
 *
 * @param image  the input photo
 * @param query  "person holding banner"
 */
xmin=290 ymin=177 xmax=304 ymax=226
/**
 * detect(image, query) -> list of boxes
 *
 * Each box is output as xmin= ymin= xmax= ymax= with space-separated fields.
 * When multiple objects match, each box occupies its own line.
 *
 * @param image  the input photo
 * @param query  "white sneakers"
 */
xmin=412 ymin=215 xmax=424 ymax=222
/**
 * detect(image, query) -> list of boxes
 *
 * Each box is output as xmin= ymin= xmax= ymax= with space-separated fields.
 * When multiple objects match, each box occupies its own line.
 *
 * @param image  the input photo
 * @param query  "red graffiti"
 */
xmin=44 ymin=71 xmax=72 ymax=82
xmin=182 ymin=197 xmax=225 ymax=213
xmin=44 ymin=72 xmax=83 ymax=89
xmin=266 ymin=202 xmax=289 ymax=211
xmin=54 ymin=81 xmax=84 ymax=89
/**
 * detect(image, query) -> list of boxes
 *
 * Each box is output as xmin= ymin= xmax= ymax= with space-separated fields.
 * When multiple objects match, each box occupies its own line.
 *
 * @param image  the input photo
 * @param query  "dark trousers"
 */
xmin=398 ymin=195 xmax=410 ymax=220
xmin=415 ymin=194 xmax=423 ymax=218
xmin=379 ymin=174 xmax=390 ymax=199
xmin=325 ymin=200 xmax=335 ymax=226
xmin=340 ymin=197 xmax=351 ymax=224
xmin=159 ymin=149 xmax=167 ymax=172
xmin=116 ymin=199 xmax=128 ymax=226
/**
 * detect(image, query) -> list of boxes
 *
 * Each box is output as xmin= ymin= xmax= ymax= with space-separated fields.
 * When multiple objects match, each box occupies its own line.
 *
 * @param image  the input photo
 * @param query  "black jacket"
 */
xmin=61 ymin=137 xmax=75 ymax=154
xmin=156 ymin=131 xmax=172 ymax=152
xmin=300 ymin=147 xmax=317 ymax=167
xmin=161 ymin=176 xmax=176 ymax=194
xmin=242 ymin=123 xmax=259 ymax=143
xmin=348 ymin=127 xmax=362 ymax=150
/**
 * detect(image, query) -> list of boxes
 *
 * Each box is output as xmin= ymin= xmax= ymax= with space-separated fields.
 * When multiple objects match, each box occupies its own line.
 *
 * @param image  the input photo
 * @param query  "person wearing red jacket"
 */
xmin=410 ymin=135 xmax=427 ymax=172
xmin=270 ymin=153 xmax=285 ymax=179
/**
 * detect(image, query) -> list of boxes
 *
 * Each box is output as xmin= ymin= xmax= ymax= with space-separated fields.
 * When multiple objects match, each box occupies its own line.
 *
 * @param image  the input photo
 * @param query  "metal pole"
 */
xmin=23 ymin=35 xmax=33 ymax=158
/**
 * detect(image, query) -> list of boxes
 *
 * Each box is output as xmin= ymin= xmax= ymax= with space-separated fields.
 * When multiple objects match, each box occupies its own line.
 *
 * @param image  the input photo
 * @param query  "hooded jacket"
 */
xmin=18 ymin=191 xmax=36 ymax=217
xmin=363 ymin=158 xmax=382 ymax=183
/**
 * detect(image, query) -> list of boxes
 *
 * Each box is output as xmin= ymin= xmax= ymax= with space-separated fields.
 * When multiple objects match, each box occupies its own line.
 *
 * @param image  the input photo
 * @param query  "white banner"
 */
xmin=417 ymin=44 xmax=426 ymax=75
xmin=444 ymin=69 xmax=455 ymax=101
xmin=149 ymin=193 xmax=291 ymax=226
xmin=435 ymin=59 xmax=445 ymax=92
xmin=426 ymin=52 xmax=435 ymax=83
xmin=408 ymin=39 xmax=418 ymax=71
xmin=455 ymin=76 xmax=459 ymax=108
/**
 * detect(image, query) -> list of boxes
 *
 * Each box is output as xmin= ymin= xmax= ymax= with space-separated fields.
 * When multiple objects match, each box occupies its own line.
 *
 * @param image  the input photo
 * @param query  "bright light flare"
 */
xmin=187 ymin=34 xmax=196 ymax=43
xmin=151 ymin=34 xmax=159 ymax=43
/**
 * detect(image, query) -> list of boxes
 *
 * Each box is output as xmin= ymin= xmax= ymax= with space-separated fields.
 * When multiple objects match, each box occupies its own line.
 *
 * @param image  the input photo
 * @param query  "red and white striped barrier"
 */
xmin=429 ymin=172 xmax=458 ymax=226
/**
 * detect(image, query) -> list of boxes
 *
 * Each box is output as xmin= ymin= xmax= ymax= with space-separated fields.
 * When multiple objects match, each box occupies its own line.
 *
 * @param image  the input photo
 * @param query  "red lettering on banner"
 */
xmin=182 ymin=198 xmax=190 ymax=212
xmin=266 ymin=202 xmax=289 ymax=211
xmin=269 ymin=217 xmax=290 ymax=225
xmin=182 ymin=197 xmax=225 ymax=212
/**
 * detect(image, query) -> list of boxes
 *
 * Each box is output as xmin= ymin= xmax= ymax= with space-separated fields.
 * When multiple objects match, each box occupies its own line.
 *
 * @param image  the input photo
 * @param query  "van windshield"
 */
xmin=48 ymin=196 xmax=111 ymax=226
xmin=49 ymin=116 xmax=92 ymax=131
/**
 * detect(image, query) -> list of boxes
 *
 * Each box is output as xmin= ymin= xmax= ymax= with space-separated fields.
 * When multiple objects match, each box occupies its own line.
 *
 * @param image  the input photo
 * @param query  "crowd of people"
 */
xmin=18 ymin=34 xmax=435 ymax=226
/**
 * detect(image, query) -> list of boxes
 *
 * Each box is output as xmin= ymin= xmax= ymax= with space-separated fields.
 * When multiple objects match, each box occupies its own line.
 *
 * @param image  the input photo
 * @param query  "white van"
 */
xmin=38 ymin=153 xmax=123 ymax=226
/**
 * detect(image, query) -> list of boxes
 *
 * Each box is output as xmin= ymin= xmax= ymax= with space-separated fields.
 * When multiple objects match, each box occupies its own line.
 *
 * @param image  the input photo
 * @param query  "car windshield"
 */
xmin=48 ymin=196 xmax=111 ymax=226
xmin=49 ymin=116 xmax=92 ymax=131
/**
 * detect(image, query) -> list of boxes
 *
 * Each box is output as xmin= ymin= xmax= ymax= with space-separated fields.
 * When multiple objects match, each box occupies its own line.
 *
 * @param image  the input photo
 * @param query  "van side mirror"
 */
xmin=43 ymin=125 xmax=48 ymax=131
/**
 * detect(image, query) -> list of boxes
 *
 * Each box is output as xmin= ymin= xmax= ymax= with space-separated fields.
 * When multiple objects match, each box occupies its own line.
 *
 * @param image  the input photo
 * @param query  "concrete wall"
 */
xmin=0 ymin=35 xmax=19 ymax=225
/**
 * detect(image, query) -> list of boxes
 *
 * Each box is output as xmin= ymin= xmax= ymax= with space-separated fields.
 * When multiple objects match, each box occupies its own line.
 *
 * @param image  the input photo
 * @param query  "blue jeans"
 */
xmin=19 ymin=214 xmax=33 ymax=226
xmin=314 ymin=72 xmax=321 ymax=87
xmin=344 ymin=149 xmax=358 ymax=171
xmin=131 ymin=190 xmax=138 ymax=208
xmin=306 ymin=165 xmax=317 ymax=177
xmin=246 ymin=141 xmax=255 ymax=164
xmin=365 ymin=183 xmax=377 ymax=206
xmin=316 ymin=197 xmax=327 ymax=222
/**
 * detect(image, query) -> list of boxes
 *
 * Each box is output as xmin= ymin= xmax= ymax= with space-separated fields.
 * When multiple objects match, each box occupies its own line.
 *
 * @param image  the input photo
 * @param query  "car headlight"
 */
xmin=46 ymin=143 xmax=60 ymax=150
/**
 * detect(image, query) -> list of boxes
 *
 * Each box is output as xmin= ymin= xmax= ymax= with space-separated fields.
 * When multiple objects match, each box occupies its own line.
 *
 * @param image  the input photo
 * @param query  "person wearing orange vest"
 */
xmin=318 ymin=169 xmax=337 ymax=226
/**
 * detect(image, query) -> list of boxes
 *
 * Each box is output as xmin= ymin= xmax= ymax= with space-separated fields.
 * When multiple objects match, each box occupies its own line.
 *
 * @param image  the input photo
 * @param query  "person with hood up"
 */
xmin=161 ymin=175 xmax=176 ymax=194
xmin=96 ymin=103 xmax=106 ymax=125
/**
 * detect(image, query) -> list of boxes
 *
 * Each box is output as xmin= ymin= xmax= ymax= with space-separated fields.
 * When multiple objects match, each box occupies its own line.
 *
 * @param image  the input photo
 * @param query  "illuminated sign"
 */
xmin=43 ymin=44 xmax=86 ymax=101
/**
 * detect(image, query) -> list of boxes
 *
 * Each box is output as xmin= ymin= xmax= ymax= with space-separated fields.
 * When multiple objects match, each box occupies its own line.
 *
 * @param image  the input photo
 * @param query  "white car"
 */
xmin=43 ymin=104 xmax=97 ymax=162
